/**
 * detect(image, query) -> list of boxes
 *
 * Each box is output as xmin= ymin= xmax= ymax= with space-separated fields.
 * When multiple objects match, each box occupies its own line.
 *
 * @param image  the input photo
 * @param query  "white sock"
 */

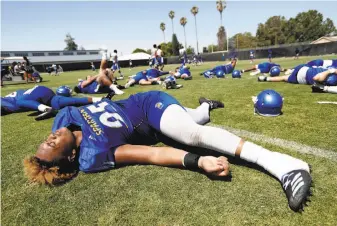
xmin=240 ymin=141 xmax=309 ymax=180
xmin=92 ymin=97 xmax=102 ymax=103
xmin=325 ymin=86 xmax=337 ymax=94
xmin=185 ymin=103 xmax=210 ymax=125
xmin=109 ymin=84 xmax=124 ymax=95
xmin=38 ymin=104 xmax=50 ymax=112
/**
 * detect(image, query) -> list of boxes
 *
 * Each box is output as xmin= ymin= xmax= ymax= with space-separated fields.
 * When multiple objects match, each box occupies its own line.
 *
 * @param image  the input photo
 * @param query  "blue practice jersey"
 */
xmin=77 ymin=81 xmax=110 ymax=94
xmin=52 ymin=91 xmax=181 ymax=173
xmin=257 ymin=62 xmax=280 ymax=73
xmin=179 ymin=68 xmax=191 ymax=77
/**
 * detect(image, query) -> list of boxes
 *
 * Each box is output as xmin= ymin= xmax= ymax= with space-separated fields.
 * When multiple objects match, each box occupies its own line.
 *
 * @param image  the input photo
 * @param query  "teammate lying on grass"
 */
xmin=73 ymin=51 xmax=124 ymax=95
xmin=201 ymin=59 xmax=237 ymax=78
xmin=241 ymin=62 xmax=284 ymax=76
xmin=24 ymin=91 xmax=312 ymax=212
xmin=306 ymin=59 xmax=337 ymax=68
xmin=123 ymin=68 xmax=170 ymax=88
xmin=1 ymin=85 xmax=102 ymax=120
xmin=258 ymin=65 xmax=337 ymax=86
xmin=173 ymin=65 xmax=192 ymax=80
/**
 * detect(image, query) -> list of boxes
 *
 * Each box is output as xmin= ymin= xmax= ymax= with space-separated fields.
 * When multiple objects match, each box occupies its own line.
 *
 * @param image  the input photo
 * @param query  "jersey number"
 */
xmin=87 ymin=102 xmax=126 ymax=128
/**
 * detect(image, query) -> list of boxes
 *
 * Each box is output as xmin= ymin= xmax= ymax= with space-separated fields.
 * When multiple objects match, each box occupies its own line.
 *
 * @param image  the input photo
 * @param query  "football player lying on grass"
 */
xmin=73 ymin=50 xmax=124 ymax=95
xmin=306 ymin=59 xmax=337 ymax=68
xmin=283 ymin=59 xmax=337 ymax=75
xmin=173 ymin=65 xmax=192 ymax=80
xmin=241 ymin=62 xmax=285 ymax=76
xmin=258 ymin=64 xmax=337 ymax=86
xmin=24 ymin=90 xmax=312 ymax=212
xmin=123 ymin=67 xmax=170 ymax=89
xmin=1 ymin=85 xmax=102 ymax=120
xmin=201 ymin=59 xmax=237 ymax=78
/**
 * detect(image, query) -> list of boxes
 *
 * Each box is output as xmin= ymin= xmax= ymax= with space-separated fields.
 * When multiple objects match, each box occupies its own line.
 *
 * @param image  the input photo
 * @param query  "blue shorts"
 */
xmin=268 ymin=54 xmax=272 ymax=58
xmin=156 ymin=57 xmax=163 ymax=65
xmin=306 ymin=59 xmax=323 ymax=67
xmin=112 ymin=63 xmax=120 ymax=71
xmin=134 ymin=72 xmax=147 ymax=83
xmin=287 ymin=64 xmax=306 ymax=84
xmin=117 ymin=91 xmax=182 ymax=132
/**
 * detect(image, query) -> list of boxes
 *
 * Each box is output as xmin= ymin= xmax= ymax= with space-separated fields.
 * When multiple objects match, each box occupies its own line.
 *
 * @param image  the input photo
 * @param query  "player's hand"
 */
xmin=198 ymin=156 xmax=230 ymax=177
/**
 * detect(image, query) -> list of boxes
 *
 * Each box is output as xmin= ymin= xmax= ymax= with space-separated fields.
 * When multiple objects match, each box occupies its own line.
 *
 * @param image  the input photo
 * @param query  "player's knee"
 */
xmin=182 ymin=125 xmax=203 ymax=146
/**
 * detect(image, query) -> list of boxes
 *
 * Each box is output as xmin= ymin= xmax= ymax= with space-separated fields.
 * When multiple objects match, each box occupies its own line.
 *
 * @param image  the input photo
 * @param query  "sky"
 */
xmin=1 ymin=1 xmax=336 ymax=55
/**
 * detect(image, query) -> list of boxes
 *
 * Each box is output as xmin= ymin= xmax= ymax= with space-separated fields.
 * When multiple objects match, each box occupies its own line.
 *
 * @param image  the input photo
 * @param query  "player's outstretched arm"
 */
xmin=313 ymin=68 xmax=337 ymax=82
xmin=115 ymin=144 xmax=230 ymax=177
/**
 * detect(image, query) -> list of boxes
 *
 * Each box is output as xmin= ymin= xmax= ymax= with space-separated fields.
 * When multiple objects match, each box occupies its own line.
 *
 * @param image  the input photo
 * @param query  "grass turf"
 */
xmin=1 ymin=55 xmax=337 ymax=225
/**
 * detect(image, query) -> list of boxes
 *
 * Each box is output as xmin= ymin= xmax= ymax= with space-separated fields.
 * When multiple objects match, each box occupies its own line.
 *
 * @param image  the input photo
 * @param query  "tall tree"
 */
xmin=216 ymin=0 xmax=226 ymax=27
xmin=217 ymin=26 xmax=227 ymax=51
xmin=230 ymin=32 xmax=256 ymax=49
xmin=64 ymin=33 xmax=78 ymax=51
xmin=169 ymin=10 xmax=175 ymax=35
xmin=180 ymin=17 xmax=188 ymax=49
xmin=191 ymin=6 xmax=199 ymax=53
xmin=160 ymin=22 xmax=166 ymax=43
xmin=171 ymin=34 xmax=182 ymax=56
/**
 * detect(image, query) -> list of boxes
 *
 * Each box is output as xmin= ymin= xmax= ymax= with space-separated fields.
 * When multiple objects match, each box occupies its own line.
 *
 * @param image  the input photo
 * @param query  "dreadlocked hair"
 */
xmin=23 ymin=156 xmax=79 ymax=186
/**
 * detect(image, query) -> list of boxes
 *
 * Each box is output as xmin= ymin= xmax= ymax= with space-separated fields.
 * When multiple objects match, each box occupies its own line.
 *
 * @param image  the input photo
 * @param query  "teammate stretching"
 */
xmin=1 ymin=85 xmax=102 ymax=120
xmin=258 ymin=65 xmax=337 ymax=86
xmin=201 ymin=59 xmax=237 ymax=78
xmin=74 ymin=50 xmax=124 ymax=95
xmin=241 ymin=62 xmax=283 ymax=76
xmin=124 ymin=68 xmax=169 ymax=88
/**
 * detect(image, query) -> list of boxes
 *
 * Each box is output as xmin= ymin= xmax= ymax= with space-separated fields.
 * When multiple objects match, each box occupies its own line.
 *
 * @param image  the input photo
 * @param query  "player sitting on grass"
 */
xmin=73 ymin=51 xmax=124 ymax=95
xmin=24 ymin=90 xmax=312 ymax=212
xmin=173 ymin=65 xmax=192 ymax=80
xmin=123 ymin=67 xmax=170 ymax=88
xmin=201 ymin=59 xmax=237 ymax=78
xmin=241 ymin=62 xmax=284 ymax=76
xmin=258 ymin=64 xmax=337 ymax=86
xmin=1 ymin=85 xmax=102 ymax=120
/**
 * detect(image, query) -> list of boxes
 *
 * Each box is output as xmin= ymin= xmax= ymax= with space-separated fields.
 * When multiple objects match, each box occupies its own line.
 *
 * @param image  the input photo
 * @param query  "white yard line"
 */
xmin=210 ymin=124 xmax=337 ymax=162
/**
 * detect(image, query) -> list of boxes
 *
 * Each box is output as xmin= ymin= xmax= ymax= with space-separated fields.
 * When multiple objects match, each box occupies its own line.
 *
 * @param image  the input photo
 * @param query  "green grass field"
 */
xmin=1 ymin=56 xmax=337 ymax=225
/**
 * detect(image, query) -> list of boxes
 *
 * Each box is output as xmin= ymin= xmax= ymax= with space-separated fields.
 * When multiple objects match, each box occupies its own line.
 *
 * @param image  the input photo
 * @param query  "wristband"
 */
xmin=183 ymin=153 xmax=201 ymax=170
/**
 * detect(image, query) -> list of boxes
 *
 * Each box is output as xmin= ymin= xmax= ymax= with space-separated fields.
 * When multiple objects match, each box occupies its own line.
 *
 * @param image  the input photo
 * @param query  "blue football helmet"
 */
xmin=325 ymin=75 xmax=337 ymax=86
xmin=270 ymin=66 xmax=281 ymax=77
xmin=215 ymin=70 xmax=225 ymax=78
xmin=253 ymin=90 xmax=283 ymax=117
xmin=56 ymin=86 xmax=72 ymax=97
xmin=232 ymin=70 xmax=241 ymax=78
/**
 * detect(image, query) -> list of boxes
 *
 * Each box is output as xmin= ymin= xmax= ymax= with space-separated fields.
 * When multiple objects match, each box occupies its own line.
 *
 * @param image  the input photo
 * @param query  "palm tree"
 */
xmin=160 ymin=22 xmax=166 ymax=43
xmin=216 ymin=0 xmax=226 ymax=27
xmin=180 ymin=17 xmax=188 ymax=49
xmin=169 ymin=10 xmax=175 ymax=35
xmin=190 ymin=6 xmax=199 ymax=53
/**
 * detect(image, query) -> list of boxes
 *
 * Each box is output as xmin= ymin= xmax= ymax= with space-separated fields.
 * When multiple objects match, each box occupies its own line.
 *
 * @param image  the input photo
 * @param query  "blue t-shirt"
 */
xmin=77 ymin=81 xmax=110 ymax=94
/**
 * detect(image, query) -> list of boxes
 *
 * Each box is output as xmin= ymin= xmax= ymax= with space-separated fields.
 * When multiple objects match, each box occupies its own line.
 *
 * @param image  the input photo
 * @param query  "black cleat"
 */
xmin=257 ymin=76 xmax=267 ymax=82
xmin=311 ymin=84 xmax=324 ymax=93
xmin=281 ymin=170 xmax=312 ymax=212
xmin=35 ymin=108 xmax=58 ymax=121
xmin=105 ymin=91 xmax=115 ymax=100
xmin=199 ymin=97 xmax=224 ymax=110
